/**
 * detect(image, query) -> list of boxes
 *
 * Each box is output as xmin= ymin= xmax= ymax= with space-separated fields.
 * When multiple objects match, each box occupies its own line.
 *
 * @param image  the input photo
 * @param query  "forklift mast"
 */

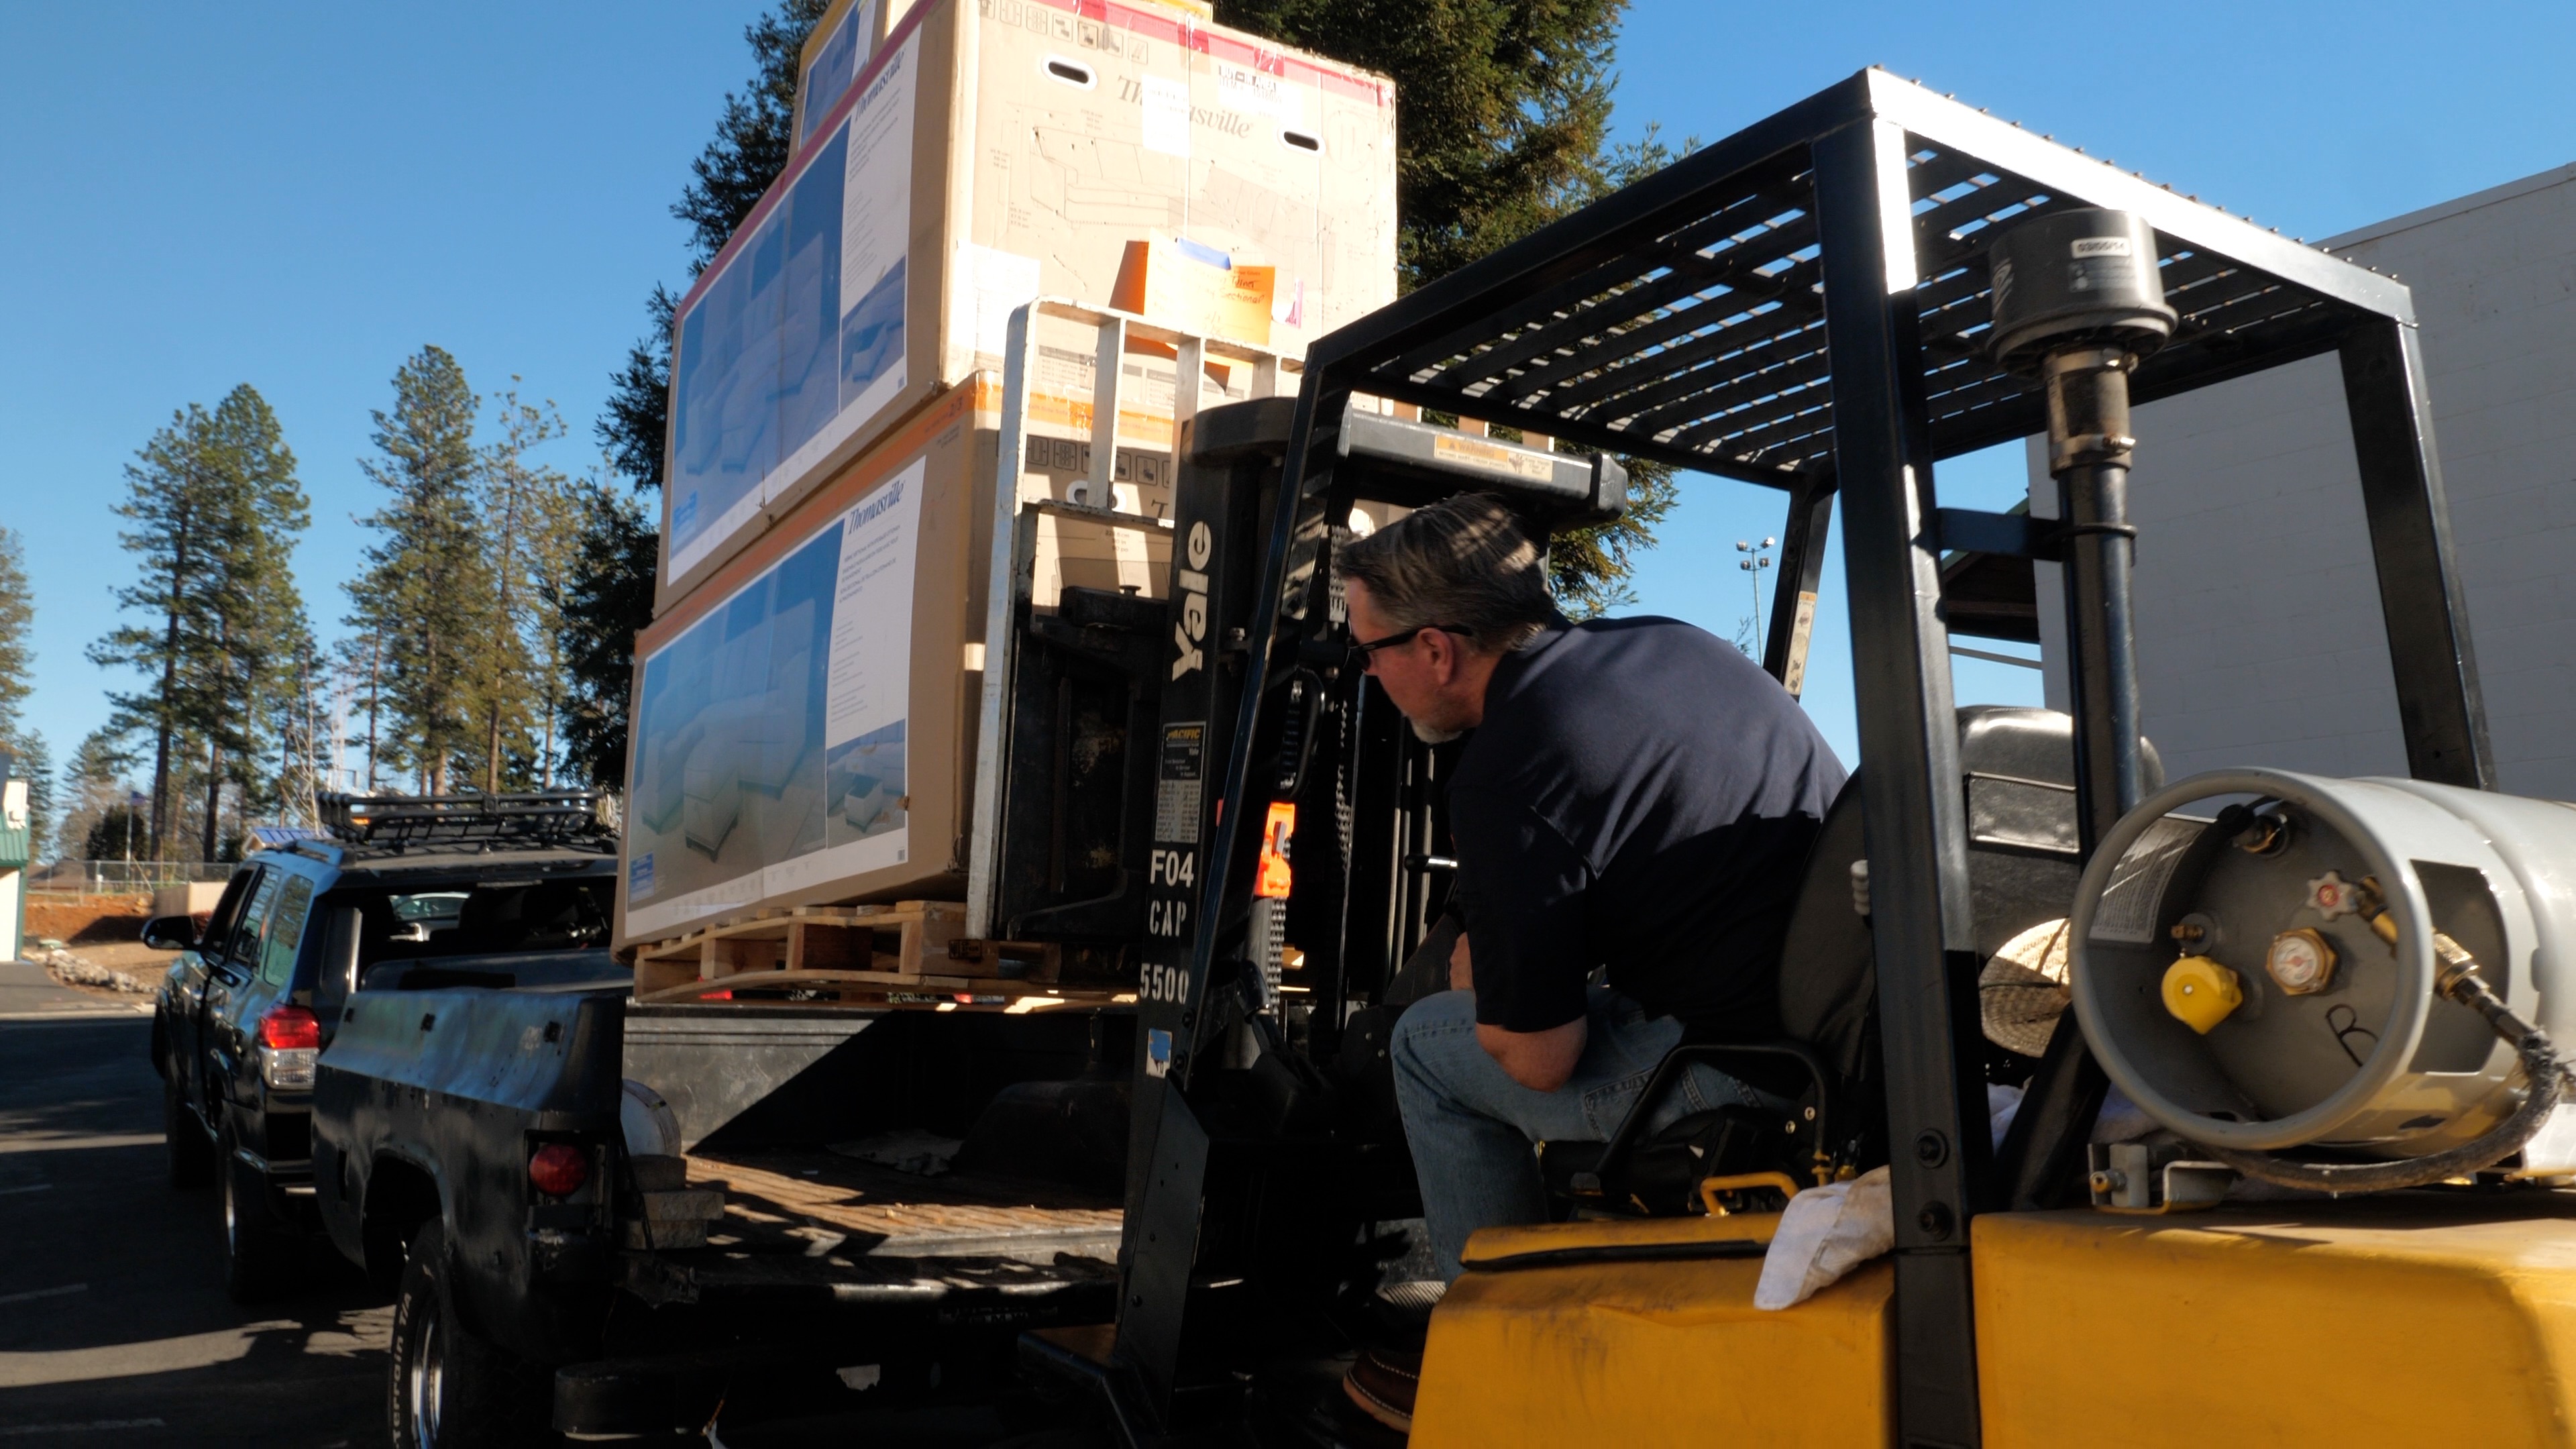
xmin=1087 ymin=68 xmax=2487 ymax=1447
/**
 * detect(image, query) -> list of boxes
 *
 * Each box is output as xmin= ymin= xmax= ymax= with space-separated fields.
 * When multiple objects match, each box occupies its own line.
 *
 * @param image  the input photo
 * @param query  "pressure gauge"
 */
xmin=2265 ymin=928 xmax=2338 ymax=996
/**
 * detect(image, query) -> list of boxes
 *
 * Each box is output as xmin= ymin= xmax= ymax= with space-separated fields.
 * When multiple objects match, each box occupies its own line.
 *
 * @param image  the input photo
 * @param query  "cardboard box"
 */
xmin=618 ymin=367 xmax=1224 ymax=952
xmin=623 ymin=383 xmax=987 ymax=949
xmin=656 ymin=0 xmax=1395 ymax=609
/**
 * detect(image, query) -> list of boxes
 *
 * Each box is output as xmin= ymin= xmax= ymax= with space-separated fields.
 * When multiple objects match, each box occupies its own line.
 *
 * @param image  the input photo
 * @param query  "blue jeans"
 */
xmin=1391 ymin=986 xmax=1773 ymax=1279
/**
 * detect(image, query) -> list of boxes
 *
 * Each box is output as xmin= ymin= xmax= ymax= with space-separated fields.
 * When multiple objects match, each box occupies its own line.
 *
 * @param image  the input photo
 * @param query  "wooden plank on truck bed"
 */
xmin=682 ymin=1148 xmax=1124 ymax=1262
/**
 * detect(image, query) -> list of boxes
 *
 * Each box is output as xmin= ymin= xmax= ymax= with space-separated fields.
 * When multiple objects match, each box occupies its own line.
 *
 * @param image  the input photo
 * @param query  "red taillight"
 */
xmin=256 ymin=1006 xmax=322 ymax=1051
xmin=529 ymin=1142 xmax=590 ymax=1197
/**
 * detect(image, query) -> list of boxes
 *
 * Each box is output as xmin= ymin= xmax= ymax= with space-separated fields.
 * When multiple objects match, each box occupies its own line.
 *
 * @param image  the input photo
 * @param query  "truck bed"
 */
xmin=684 ymin=1146 xmax=1123 ymax=1262
xmin=620 ymin=1146 xmax=1124 ymax=1322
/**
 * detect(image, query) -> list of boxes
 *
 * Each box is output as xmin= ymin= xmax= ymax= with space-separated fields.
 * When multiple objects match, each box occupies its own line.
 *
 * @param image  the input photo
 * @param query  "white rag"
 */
xmin=1749 ymin=1087 xmax=2162 ymax=1311
xmin=1753 ymin=1165 xmax=1894 ymax=1311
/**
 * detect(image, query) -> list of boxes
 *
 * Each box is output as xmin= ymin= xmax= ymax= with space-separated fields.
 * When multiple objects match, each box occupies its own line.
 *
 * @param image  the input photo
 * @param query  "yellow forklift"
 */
xmin=1011 ymin=67 xmax=2576 ymax=1447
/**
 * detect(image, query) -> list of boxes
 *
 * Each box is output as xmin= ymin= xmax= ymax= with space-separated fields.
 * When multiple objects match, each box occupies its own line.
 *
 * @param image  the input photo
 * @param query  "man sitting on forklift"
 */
xmin=1336 ymin=493 xmax=1845 ymax=1424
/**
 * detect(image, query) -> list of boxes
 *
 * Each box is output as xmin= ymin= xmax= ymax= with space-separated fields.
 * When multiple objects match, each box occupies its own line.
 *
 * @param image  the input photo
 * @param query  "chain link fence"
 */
xmin=28 ymin=860 xmax=233 ymax=894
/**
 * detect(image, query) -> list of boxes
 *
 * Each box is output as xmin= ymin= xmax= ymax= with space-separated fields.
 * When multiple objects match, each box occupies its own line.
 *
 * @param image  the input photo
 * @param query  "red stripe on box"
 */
xmin=1102 ymin=1 xmax=1188 ymax=45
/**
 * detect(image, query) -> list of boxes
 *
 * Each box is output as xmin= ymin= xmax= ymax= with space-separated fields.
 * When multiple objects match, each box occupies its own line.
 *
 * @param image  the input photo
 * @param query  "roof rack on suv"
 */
xmin=316 ymin=790 xmax=612 ymax=853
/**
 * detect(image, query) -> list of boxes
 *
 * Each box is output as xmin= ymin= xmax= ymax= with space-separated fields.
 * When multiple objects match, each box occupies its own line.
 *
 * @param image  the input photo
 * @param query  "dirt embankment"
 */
xmin=26 ymin=892 xmax=153 ymax=946
xmin=23 ymin=894 xmax=174 ymax=994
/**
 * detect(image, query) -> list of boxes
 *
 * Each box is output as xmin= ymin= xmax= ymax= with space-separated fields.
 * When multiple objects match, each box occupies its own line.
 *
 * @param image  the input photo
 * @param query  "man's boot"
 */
xmin=1340 ymin=1278 xmax=1444 ymax=1433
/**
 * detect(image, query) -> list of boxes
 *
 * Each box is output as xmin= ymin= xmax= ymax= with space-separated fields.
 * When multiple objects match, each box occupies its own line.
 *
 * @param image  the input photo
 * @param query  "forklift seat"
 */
xmin=1535 ymin=706 xmax=2158 ymax=1216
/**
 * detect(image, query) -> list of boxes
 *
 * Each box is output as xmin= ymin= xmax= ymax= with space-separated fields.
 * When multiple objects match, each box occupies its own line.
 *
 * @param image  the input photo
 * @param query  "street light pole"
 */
xmin=1736 ymin=536 xmax=1778 ymax=649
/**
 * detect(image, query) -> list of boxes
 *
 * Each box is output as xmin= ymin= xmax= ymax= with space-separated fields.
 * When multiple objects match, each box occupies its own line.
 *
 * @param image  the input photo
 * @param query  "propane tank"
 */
xmin=2070 ymin=767 xmax=2576 ymax=1171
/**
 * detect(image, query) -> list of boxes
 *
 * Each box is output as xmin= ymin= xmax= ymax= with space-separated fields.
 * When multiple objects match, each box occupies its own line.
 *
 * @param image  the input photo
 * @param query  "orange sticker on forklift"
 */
xmin=1254 ymin=802 xmax=1296 ymax=898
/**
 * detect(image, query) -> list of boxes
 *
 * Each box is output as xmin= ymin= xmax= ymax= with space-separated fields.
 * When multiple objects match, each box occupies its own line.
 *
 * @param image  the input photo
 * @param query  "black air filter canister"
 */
xmin=1986 ymin=208 xmax=2178 ymax=374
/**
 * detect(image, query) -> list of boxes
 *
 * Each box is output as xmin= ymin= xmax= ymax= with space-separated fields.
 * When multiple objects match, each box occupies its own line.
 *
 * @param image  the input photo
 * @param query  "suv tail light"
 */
xmin=529 ymin=1142 xmax=590 ymax=1197
xmin=256 ymin=1006 xmax=322 ymax=1051
xmin=255 ymin=1006 xmax=322 ymax=1090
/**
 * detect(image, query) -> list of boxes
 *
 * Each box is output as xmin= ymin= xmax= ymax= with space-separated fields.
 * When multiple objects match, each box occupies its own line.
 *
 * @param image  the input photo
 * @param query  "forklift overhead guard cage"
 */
xmin=1240 ymin=67 xmax=2490 ymax=1448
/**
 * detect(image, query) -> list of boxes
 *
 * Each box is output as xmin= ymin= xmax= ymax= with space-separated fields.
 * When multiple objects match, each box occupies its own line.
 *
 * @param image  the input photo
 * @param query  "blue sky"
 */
xmin=3 ymin=1 xmax=2570 ymax=786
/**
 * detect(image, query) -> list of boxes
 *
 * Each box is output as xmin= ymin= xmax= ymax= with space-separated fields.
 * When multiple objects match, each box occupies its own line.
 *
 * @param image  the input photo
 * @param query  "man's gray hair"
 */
xmin=1340 ymin=493 xmax=1557 ymax=653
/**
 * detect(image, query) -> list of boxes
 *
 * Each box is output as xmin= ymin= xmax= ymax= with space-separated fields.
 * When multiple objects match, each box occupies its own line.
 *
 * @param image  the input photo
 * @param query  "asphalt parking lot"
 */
xmin=0 ymin=961 xmax=386 ymax=1448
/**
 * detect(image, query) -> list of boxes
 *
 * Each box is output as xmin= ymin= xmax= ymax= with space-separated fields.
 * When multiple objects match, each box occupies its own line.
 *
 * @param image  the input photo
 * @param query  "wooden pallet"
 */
xmin=631 ymin=901 xmax=1083 ymax=1007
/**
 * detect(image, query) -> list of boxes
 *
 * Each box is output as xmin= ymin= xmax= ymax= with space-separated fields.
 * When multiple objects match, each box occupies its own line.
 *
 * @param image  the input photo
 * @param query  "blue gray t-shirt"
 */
xmin=1449 ymin=616 xmax=1846 ymax=1036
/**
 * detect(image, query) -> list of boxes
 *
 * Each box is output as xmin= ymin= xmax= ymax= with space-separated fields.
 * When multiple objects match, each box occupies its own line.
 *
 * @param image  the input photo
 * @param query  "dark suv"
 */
xmin=148 ymin=792 xmax=623 ymax=1301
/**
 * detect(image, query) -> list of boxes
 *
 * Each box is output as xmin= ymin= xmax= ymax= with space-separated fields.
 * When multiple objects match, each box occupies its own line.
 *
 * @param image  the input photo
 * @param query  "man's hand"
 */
xmin=1477 ymin=1018 xmax=1587 ymax=1093
xmin=1446 ymin=924 xmax=1585 ymax=1089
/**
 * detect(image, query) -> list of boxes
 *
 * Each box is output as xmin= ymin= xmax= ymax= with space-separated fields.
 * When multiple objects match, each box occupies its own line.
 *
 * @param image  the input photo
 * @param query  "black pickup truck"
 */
xmin=298 ymin=792 xmax=1135 ymax=1445
xmin=148 ymin=801 xmax=624 ymax=1303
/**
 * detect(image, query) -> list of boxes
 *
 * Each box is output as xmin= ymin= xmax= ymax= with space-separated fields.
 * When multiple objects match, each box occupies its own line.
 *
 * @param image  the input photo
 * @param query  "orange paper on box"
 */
xmin=1113 ymin=237 xmax=1275 ymax=346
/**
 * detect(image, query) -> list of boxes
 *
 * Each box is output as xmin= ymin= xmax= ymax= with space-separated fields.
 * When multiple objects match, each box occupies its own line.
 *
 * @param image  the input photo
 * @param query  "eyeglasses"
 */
xmin=1346 ymin=623 xmax=1470 ymax=674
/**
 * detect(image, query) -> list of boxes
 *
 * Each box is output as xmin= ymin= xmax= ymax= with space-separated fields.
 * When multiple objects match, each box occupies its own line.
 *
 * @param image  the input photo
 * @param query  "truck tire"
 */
xmin=388 ymin=1220 xmax=551 ymax=1448
xmin=163 ymin=1070 xmax=213 ymax=1190
xmin=219 ymin=1127 xmax=300 ymax=1302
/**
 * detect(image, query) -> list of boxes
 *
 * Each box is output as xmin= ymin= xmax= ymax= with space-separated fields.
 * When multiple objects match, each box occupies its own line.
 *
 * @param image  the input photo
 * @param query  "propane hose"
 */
xmin=2196 ymin=904 xmax=2566 ymax=1195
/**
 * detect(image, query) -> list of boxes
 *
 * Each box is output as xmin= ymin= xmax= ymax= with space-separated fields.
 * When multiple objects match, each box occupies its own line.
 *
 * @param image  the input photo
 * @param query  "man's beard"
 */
xmin=1410 ymin=719 xmax=1463 ymax=745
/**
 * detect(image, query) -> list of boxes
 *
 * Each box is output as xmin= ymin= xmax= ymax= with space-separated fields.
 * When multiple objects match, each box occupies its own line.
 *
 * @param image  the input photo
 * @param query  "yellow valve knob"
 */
xmin=2162 ymin=955 xmax=2245 ymax=1034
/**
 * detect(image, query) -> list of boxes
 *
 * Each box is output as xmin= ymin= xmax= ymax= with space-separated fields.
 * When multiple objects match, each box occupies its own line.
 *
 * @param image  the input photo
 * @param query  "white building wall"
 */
xmin=2030 ymin=162 xmax=2576 ymax=797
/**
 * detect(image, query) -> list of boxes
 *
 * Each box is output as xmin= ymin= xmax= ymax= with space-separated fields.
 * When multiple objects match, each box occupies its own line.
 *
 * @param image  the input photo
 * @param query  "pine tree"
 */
xmin=89 ymin=407 xmax=208 ymax=856
xmin=0 ymin=525 xmax=32 ymax=741
xmin=196 ymin=385 xmax=312 ymax=857
xmin=335 ymin=628 xmax=389 ymax=792
xmin=90 ymin=386 xmax=310 ymax=858
xmin=57 ymin=728 xmax=138 ymax=866
xmin=519 ymin=464 xmax=590 ymax=789
xmin=347 ymin=347 xmax=490 ymax=795
xmin=260 ymin=635 xmax=332 ymax=828
xmin=0 ymin=527 xmax=51 ymax=860
xmin=552 ymin=482 xmax=658 ymax=792
xmin=7 ymin=733 xmax=54 ymax=863
xmin=84 ymin=803 xmax=148 ymax=863
xmin=598 ymin=286 xmax=678 ymax=493
xmin=466 ymin=384 xmax=577 ymax=792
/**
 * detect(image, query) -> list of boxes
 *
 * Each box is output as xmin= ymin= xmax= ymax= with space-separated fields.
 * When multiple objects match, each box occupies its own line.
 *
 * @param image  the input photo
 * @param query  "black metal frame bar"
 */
xmin=1107 ymin=64 xmax=2492 ymax=1448
xmin=1807 ymin=113 xmax=1988 ymax=1445
xmin=1576 ymin=1040 xmax=1838 ymax=1199
xmin=2338 ymin=317 xmax=2494 ymax=788
xmin=1764 ymin=473 xmax=1837 ymax=696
